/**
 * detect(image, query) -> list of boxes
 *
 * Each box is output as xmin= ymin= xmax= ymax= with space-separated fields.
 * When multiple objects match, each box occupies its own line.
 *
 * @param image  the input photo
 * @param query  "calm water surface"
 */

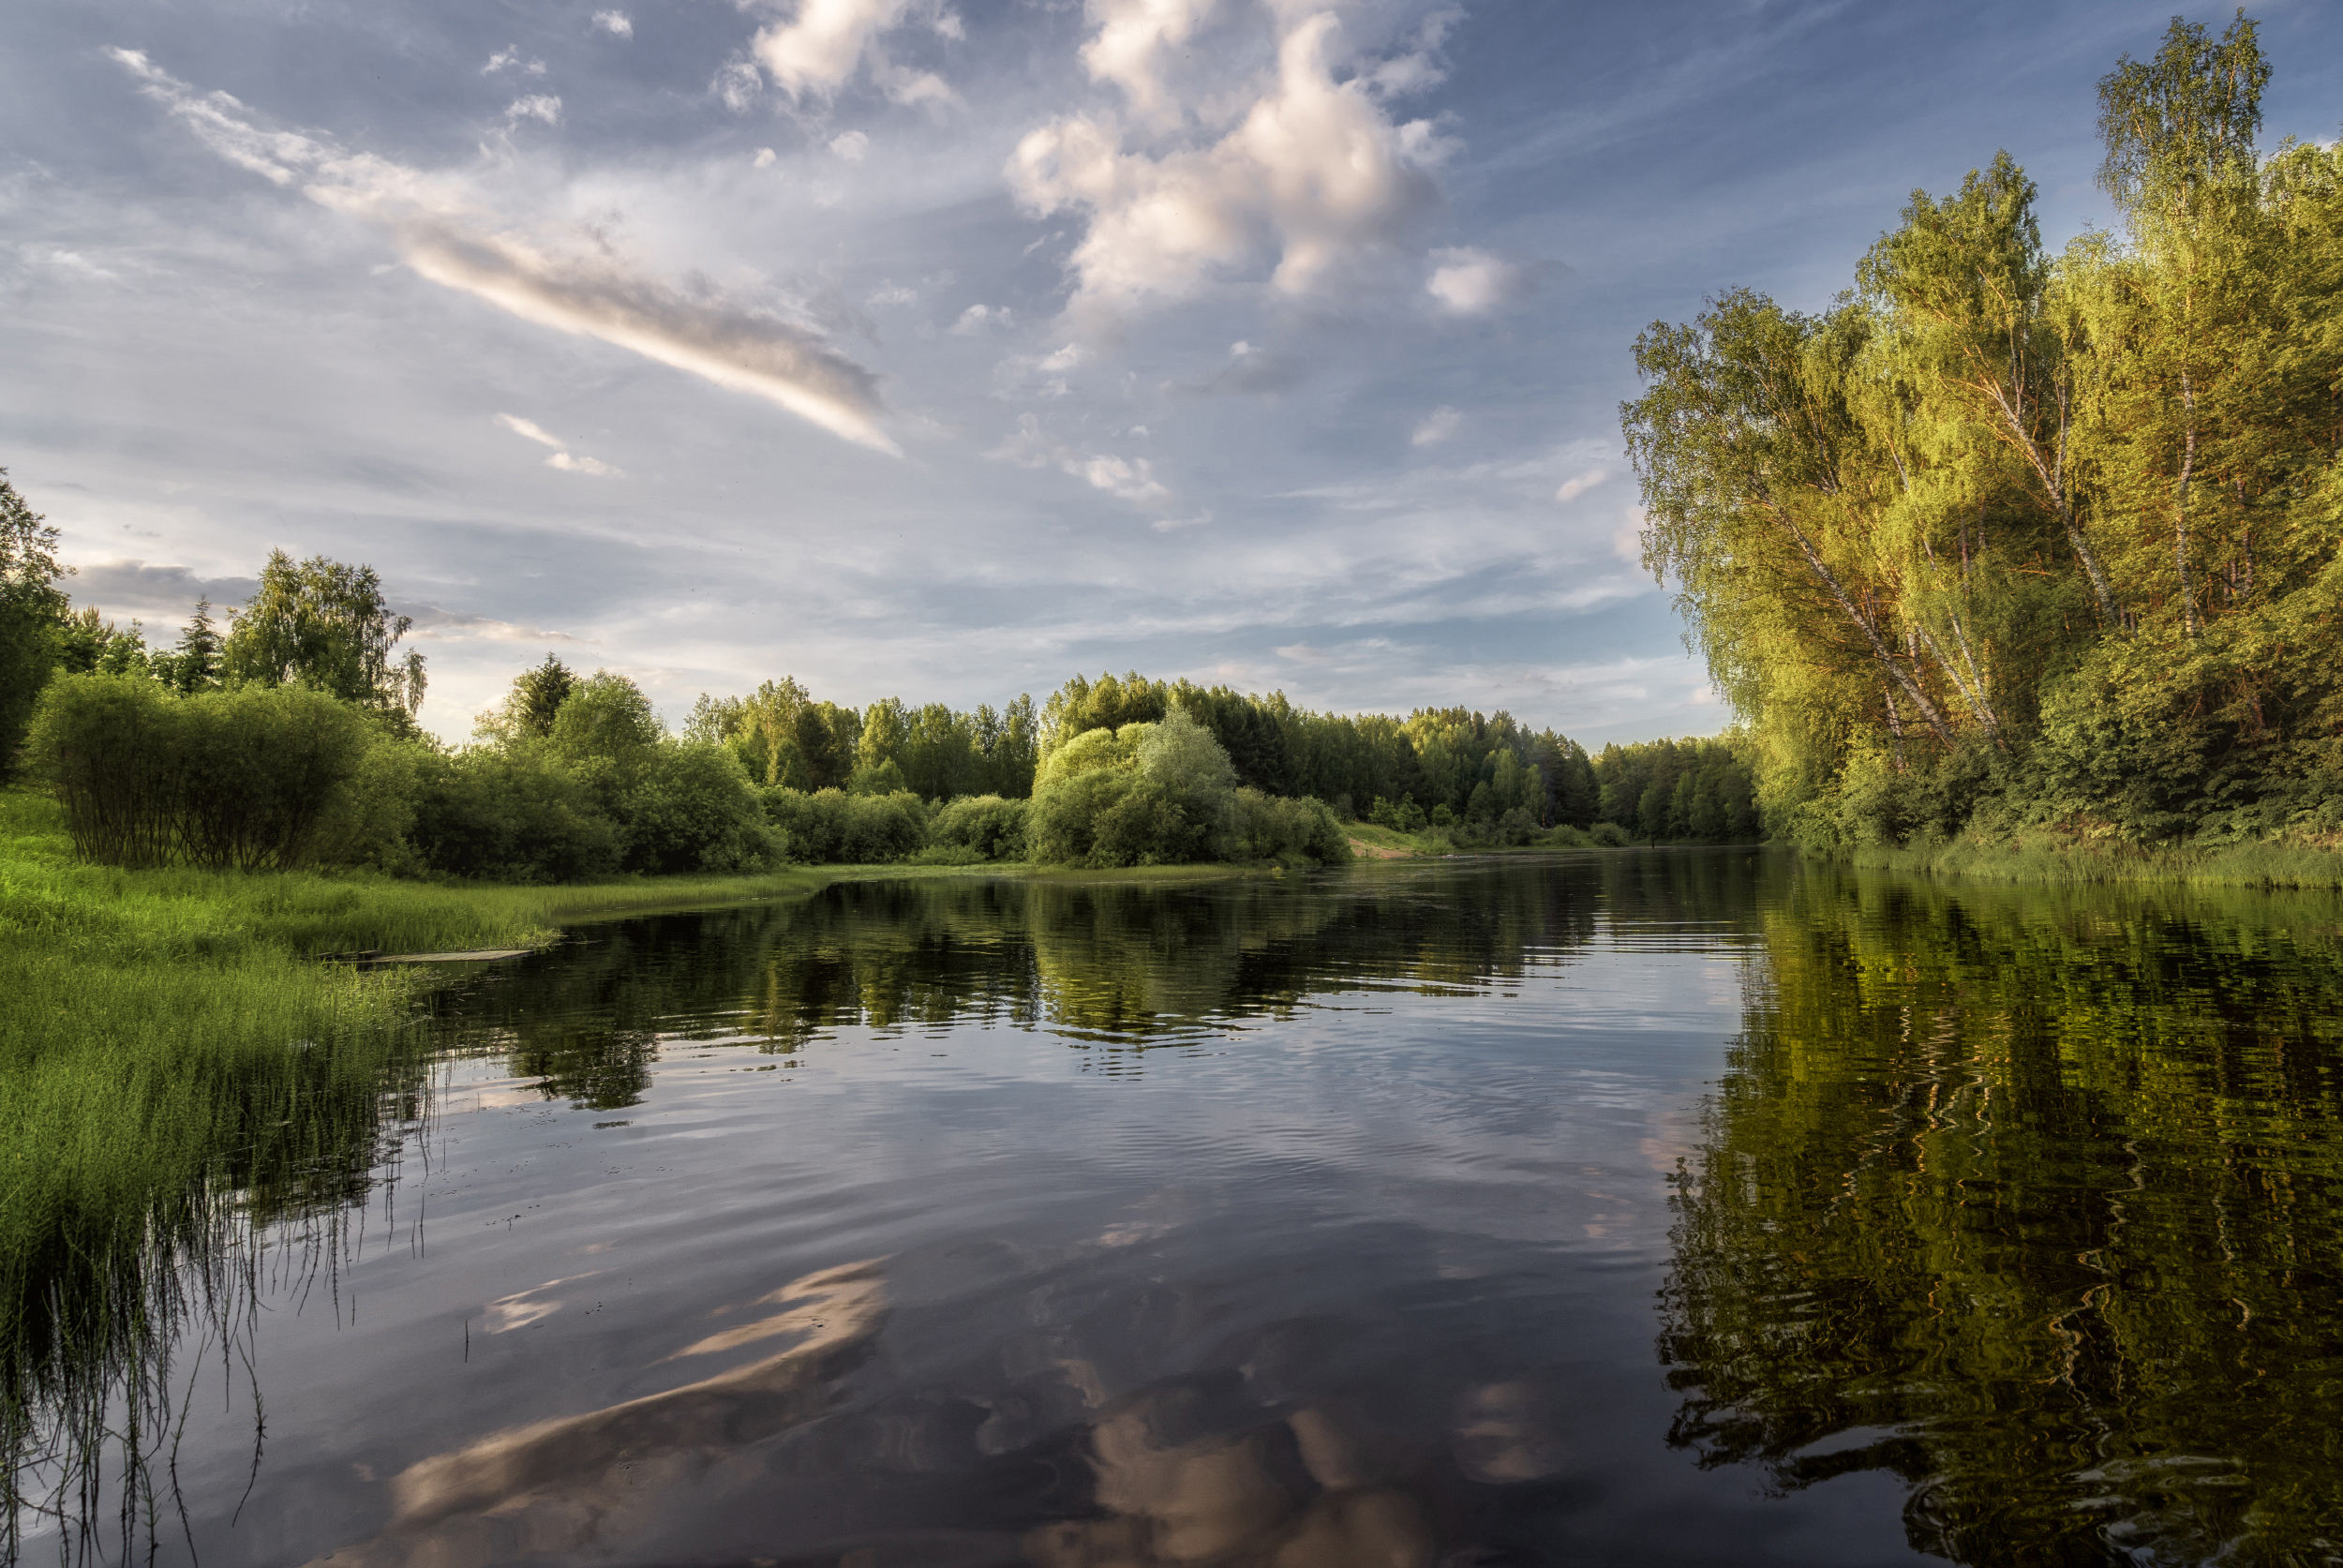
xmin=96 ymin=853 xmax=2343 ymax=1565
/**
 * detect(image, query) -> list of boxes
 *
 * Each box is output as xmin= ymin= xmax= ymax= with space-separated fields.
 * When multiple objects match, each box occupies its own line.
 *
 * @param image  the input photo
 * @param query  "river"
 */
xmin=19 ymin=850 xmax=2343 ymax=1565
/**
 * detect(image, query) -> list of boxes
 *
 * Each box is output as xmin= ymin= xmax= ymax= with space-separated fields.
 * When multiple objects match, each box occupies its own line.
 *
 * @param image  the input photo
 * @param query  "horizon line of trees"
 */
xmin=1625 ymin=12 xmax=2343 ymax=848
xmin=3 ymin=472 xmax=1764 ymax=875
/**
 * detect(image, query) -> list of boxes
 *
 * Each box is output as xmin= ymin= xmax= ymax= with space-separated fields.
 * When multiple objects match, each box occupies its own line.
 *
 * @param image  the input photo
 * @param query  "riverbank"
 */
xmin=1835 ymin=830 xmax=2343 ymax=890
xmin=0 ymin=784 xmax=971 ymax=1408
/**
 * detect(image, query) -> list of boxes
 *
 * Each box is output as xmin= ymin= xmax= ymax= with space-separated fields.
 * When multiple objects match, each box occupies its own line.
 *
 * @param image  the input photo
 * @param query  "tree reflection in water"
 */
xmin=1659 ymin=866 xmax=2343 ymax=1563
xmin=416 ymin=861 xmax=1648 ymax=1099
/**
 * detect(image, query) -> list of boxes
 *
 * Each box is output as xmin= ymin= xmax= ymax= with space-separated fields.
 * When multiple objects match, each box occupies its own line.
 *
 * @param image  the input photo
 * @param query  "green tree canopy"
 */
xmin=0 ymin=469 xmax=68 ymax=772
xmin=220 ymin=550 xmax=426 ymax=719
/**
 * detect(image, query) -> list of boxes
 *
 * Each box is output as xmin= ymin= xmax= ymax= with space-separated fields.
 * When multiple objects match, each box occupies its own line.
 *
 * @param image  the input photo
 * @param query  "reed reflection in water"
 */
xmin=20 ymin=852 xmax=2343 ymax=1566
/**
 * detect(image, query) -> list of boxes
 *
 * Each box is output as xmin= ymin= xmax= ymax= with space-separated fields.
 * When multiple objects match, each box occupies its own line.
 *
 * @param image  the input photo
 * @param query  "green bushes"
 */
xmin=761 ymin=786 xmax=929 ymax=864
xmin=1225 ymin=789 xmax=1351 ymax=867
xmin=26 ymin=674 xmax=378 ymax=870
xmin=407 ymin=749 xmax=622 ymax=883
xmin=928 ymin=794 xmax=1030 ymax=861
xmin=1027 ymin=707 xmax=1350 ymax=869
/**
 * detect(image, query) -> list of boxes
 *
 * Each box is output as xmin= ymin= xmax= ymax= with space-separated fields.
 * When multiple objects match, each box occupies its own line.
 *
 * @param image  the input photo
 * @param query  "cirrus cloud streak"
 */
xmin=110 ymin=49 xmax=897 ymax=454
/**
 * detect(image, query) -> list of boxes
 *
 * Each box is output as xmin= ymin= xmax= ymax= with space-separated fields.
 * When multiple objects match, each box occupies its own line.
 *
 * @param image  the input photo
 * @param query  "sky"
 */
xmin=3 ymin=0 xmax=2338 ymax=746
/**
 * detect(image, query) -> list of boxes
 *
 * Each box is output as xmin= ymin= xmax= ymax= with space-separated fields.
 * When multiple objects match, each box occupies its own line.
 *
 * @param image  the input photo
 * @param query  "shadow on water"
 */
xmin=1659 ymin=864 xmax=2343 ymax=1563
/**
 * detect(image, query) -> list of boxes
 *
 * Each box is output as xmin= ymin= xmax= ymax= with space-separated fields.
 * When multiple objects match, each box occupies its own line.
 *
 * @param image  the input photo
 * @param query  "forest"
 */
xmin=0 ymin=488 xmax=1754 ymax=879
xmin=1623 ymin=14 xmax=2343 ymax=851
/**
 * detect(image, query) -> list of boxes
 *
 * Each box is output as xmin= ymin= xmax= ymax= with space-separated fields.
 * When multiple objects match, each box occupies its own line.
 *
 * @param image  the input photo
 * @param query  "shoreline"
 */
xmin=1826 ymin=834 xmax=2343 ymax=892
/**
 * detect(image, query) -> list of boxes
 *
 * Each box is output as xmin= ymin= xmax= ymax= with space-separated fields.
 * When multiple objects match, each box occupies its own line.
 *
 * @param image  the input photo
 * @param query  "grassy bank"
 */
xmin=1834 ymin=830 xmax=2343 ymax=891
xmin=0 ymin=778 xmax=1052 ymax=1533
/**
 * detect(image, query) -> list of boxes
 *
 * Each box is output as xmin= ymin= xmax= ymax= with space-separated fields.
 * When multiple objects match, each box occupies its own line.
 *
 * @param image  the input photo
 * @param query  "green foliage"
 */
xmin=0 ymin=473 xmax=67 ymax=775
xmin=220 ymin=550 xmax=426 ymax=719
xmin=928 ymin=794 xmax=1030 ymax=861
xmin=1591 ymin=737 xmax=1759 ymax=842
xmin=545 ymin=668 xmax=663 ymax=763
xmin=476 ymin=653 xmax=576 ymax=744
xmin=761 ymin=786 xmax=930 ymax=864
xmin=846 ymin=756 xmax=909 ymax=796
xmin=24 ymin=675 xmax=378 ymax=871
xmin=149 ymin=599 xmax=222 ymax=695
xmin=1224 ymin=789 xmax=1351 ymax=867
xmin=1023 ymin=707 xmax=1349 ymax=868
xmin=1622 ymin=14 xmax=2343 ymax=851
xmin=407 ymin=748 xmax=623 ymax=883
xmin=623 ymin=743 xmax=774 ymax=874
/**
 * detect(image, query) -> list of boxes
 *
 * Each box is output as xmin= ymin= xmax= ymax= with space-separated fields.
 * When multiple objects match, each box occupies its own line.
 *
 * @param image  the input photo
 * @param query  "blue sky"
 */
xmin=3 ymin=0 xmax=2336 ymax=744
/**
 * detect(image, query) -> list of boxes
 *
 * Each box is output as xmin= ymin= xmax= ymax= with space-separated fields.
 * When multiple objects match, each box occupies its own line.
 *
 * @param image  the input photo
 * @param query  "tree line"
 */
xmin=1624 ymin=13 xmax=2343 ymax=848
xmin=1 ymin=475 xmax=1761 ymax=878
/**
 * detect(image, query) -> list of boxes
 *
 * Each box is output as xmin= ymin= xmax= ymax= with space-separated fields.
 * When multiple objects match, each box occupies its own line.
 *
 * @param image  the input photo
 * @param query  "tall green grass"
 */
xmin=0 ymin=784 xmax=870 ymax=1561
xmin=1839 ymin=829 xmax=2343 ymax=889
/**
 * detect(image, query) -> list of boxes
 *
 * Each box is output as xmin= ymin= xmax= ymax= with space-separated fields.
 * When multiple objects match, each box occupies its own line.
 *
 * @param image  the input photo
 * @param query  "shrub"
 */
xmin=623 ymin=742 xmax=774 ymax=874
xmin=929 ymin=794 xmax=1029 ymax=860
xmin=762 ymin=787 xmax=928 ymax=863
xmin=1027 ymin=707 xmax=1241 ymax=867
xmin=1589 ymin=821 xmax=1634 ymax=847
xmin=1225 ymin=789 xmax=1351 ymax=867
xmin=23 ymin=672 xmax=182 ymax=866
xmin=174 ymin=683 xmax=374 ymax=870
xmin=407 ymin=749 xmax=623 ymax=883
xmin=26 ymin=674 xmax=375 ymax=870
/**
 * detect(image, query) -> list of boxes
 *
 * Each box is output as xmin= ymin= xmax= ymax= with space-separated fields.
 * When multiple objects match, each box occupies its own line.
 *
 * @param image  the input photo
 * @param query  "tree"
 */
xmin=0 ymin=470 xmax=67 ymax=771
xmin=545 ymin=670 xmax=663 ymax=766
xmin=1620 ymin=12 xmax=2342 ymax=846
xmin=478 ymin=654 xmax=578 ymax=745
xmin=221 ymin=550 xmax=426 ymax=718
xmin=154 ymin=599 xmax=223 ymax=694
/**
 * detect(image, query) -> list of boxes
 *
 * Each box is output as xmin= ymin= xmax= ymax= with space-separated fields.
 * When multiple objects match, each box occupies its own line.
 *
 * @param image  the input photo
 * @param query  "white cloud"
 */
xmin=592 ymin=10 xmax=634 ymax=37
xmin=484 ymin=48 xmax=547 ymax=76
xmin=828 ymin=129 xmax=871 ymax=162
xmin=1554 ymin=468 xmax=1607 ymax=503
xmin=1082 ymin=0 xmax=1218 ymax=128
xmin=115 ymin=51 xmax=897 ymax=453
xmin=1007 ymin=8 xmax=1446 ymax=319
xmin=496 ymin=412 xmax=565 ymax=448
xmin=1426 ymin=246 xmax=1521 ymax=314
xmin=505 ymin=95 xmax=563 ymax=127
xmin=742 ymin=0 xmax=961 ymax=108
xmin=950 ymin=303 xmax=1012 ymax=335
xmin=498 ymin=413 xmax=624 ymax=476
xmin=713 ymin=55 xmax=764 ymax=112
xmin=992 ymin=412 xmax=1168 ymax=501
xmin=754 ymin=147 xmax=778 ymax=168
xmin=1410 ymin=405 xmax=1461 ymax=446
xmin=1152 ymin=509 xmax=1211 ymax=532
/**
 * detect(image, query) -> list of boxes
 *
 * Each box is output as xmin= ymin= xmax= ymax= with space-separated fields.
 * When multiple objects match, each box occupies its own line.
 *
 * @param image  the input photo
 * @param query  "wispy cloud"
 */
xmin=497 ymin=412 xmax=624 ymax=476
xmin=992 ymin=413 xmax=1168 ymax=501
xmin=1411 ymin=405 xmax=1461 ymax=446
xmin=1554 ymin=468 xmax=1608 ymax=503
xmin=483 ymin=48 xmax=546 ymax=77
xmin=591 ymin=10 xmax=634 ymax=38
xmin=112 ymin=50 xmax=898 ymax=454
